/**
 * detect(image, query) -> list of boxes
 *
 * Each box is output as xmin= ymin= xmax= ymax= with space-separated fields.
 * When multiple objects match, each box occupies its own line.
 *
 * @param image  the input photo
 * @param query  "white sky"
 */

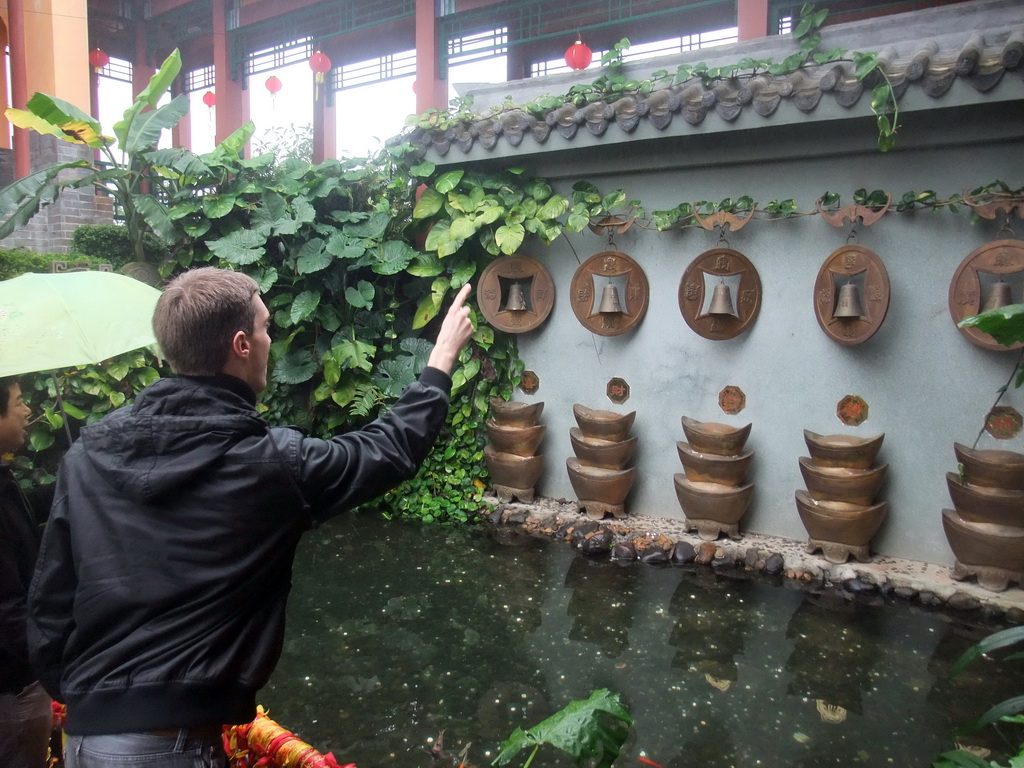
xmin=98 ymin=55 xmax=510 ymax=159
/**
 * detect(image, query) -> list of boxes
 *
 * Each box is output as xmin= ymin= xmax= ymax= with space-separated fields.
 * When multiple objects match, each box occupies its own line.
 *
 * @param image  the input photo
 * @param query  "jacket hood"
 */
xmin=78 ymin=377 xmax=267 ymax=504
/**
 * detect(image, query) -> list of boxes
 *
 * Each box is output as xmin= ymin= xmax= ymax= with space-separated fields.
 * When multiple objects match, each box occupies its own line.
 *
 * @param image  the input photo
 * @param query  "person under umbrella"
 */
xmin=0 ymin=376 xmax=52 ymax=768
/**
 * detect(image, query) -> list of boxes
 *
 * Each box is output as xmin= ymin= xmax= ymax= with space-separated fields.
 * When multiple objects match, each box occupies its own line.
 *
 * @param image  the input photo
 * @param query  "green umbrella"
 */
xmin=0 ymin=270 xmax=162 ymax=377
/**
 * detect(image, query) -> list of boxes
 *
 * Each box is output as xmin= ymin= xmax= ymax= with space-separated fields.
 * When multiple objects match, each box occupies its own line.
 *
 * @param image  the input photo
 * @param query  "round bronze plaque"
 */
xmin=477 ymin=255 xmax=555 ymax=334
xmin=948 ymin=239 xmax=1024 ymax=352
xmin=570 ymin=250 xmax=649 ymax=337
xmin=813 ymin=244 xmax=891 ymax=346
xmin=678 ymin=248 xmax=762 ymax=340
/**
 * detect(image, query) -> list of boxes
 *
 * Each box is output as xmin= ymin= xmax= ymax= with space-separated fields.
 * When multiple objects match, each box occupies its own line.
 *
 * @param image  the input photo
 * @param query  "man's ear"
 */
xmin=230 ymin=330 xmax=251 ymax=360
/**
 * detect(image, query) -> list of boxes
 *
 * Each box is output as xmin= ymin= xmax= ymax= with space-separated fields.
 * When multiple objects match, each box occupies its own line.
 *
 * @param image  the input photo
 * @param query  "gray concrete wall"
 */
xmin=435 ymin=0 xmax=1024 ymax=566
xmin=507 ymin=121 xmax=1023 ymax=566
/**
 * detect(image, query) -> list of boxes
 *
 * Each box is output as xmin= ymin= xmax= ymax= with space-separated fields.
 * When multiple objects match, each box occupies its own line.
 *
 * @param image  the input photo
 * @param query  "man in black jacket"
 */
xmin=0 ymin=376 xmax=52 ymax=768
xmin=28 ymin=267 xmax=474 ymax=768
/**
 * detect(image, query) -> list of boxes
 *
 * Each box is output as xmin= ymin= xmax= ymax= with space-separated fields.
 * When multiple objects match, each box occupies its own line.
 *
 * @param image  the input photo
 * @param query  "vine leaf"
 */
xmin=958 ymin=305 xmax=1024 ymax=347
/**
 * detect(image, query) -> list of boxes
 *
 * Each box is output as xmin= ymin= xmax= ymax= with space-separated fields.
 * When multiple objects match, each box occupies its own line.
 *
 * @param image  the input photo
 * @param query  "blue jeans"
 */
xmin=65 ymin=729 xmax=227 ymax=768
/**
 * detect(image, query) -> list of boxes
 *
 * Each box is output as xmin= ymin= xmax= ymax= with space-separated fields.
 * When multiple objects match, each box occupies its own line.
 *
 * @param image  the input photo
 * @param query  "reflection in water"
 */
xmin=263 ymin=513 xmax=1019 ymax=768
xmin=564 ymin=556 xmax=641 ymax=657
xmin=784 ymin=591 xmax=880 ymax=716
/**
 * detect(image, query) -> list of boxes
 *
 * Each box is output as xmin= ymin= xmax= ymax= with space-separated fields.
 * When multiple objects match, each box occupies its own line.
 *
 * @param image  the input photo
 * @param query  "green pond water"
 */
xmin=263 ymin=512 xmax=1020 ymax=768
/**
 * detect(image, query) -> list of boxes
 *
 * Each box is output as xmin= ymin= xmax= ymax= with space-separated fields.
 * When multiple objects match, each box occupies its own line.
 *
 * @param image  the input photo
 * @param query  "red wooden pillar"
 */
xmin=737 ymin=0 xmax=770 ymax=41
xmin=312 ymin=88 xmax=336 ymax=164
xmin=415 ymin=0 xmax=447 ymax=113
xmin=212 ymin=0 xmax=246 ymax=145
xmin=8 ymin=0 xmax=30 ymax=178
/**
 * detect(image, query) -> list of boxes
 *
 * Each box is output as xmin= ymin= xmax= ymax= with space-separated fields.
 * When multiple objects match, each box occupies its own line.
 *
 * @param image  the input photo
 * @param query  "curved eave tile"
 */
xmin=406 ymin=22 xmax=1024 ymax=161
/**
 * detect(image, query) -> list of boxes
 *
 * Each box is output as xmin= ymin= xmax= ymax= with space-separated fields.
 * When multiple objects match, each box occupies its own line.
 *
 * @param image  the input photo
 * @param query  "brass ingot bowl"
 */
xmin=676 ymin=442 xmax=753 ymax=487
xmin=489 ymin=397 xmax=544 ymax=428
xmin=946 ymin=472 xmax=1024 ymax=527
xmin=803 ymin=430 xmax=884 ymax=469
xmin=484 ymin=445 xmax=544 ymax=489
xmin=570 ymin=428 xmax=637 ymax=470
xmin=794 ymin=489 xmax=887 ymax=546
xmin=572 ymin=404 xmax=636 ymax=442
xmin=942 ymin=508 xmax=1024 ymax=573
xmin=953 ymin=443 xmax=1024 ymax=491
xmin=486 ymin=421 xmax=545 ymax=457
xmin=799 ymin=457 xmax=888 ymax=506
xmin=672 ymin=475 xmax=754 ymax=524
xmin=566 ymin=457 xmax=636 ymax=504
xmin=681 ymin=416 xmax=751 ymax=457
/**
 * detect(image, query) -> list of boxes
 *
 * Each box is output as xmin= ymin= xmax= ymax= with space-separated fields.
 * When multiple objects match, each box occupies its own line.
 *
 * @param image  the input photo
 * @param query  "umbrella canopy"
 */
xmin=0 ymin=270 xmax=162 ymax=377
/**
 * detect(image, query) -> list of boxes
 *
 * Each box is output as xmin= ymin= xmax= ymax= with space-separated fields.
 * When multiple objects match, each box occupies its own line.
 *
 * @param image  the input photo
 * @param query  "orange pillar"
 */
xmin=737 ymin=0 xmax=770 ymax=41
xmin=8 ymin=0 xmax=30 ymax=178
xmin=415 ymin=0 xmax=447 ymax=113
xmin=0 ymin=20 xmax=10 ymax=150
xmin=212 ymin=0 xmax=246 ymax=145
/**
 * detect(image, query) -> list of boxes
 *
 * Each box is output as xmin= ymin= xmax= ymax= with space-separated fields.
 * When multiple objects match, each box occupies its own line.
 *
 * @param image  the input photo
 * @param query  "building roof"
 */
xmin=407 ymin=0 xmax=1023 ymax=161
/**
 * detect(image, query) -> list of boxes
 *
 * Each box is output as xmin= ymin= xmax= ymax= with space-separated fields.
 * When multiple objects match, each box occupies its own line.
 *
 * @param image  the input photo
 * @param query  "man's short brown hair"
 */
xmin=153 ymin=267 xmax=260 ymax=376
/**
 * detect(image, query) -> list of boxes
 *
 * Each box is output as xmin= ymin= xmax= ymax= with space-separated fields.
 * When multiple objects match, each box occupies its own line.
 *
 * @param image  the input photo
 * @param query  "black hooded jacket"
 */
xmin=27 ymin=368 xmax=452 ymax=734
xmin=0 ymin=463 xmax=41 ymax=695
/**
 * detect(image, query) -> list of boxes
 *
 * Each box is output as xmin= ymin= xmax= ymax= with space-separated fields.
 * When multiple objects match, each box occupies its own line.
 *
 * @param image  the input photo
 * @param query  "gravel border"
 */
xmin=484 ymin=495 xmax=1024 ymax=624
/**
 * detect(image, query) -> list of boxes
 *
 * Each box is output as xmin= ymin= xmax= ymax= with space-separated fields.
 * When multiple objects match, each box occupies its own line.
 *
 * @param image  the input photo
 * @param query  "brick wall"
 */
xmin=1 ymin=134 xmax=114 ymax=254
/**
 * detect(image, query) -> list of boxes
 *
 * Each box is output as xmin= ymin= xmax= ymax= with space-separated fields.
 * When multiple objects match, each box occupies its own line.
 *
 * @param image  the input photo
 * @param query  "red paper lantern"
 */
xmin=89 ymin=48 xmax=110 ymax=73
xmin=202 ymin=91 xmax=216 ymax=108
xmin=309 ymin=51 xmax=331 ymax=80
xmin=309 ymin=50 xmax=331 ymax=100
xmin=265 ymin=75 xmax=282 ymax=94
xmin=564 ymin=40 xmax=592 ymax=70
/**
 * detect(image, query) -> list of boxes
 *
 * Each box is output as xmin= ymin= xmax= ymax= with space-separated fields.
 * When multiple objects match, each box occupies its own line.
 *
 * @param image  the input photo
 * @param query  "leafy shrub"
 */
xmin=70 ymin=224 xmax=169 ymax=267
xmin=0 ymin=247 xmax=69 ymax=280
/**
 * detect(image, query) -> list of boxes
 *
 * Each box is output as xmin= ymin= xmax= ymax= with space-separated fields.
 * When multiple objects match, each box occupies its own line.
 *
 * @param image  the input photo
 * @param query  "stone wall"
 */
xmin=1 ymin=134 xmax=114 ymax=254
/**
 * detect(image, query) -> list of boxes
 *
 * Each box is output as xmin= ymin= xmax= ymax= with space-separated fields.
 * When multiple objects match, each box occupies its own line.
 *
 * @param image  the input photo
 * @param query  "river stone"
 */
xmin=579 ymin=530 xmax=614 ymax=557
xmin=570 ymin=520 xmax=602 ymax=544
xmin=695 ymin=542 xmax=719 ymax=565
xmin=611 ymin=542 xmax=637 ymax=561
xmin=843 ymin=578 xmax=875 ymax=594
xmin=487 ymin=507 xmax=506 ymax=525
xmin=505 ymin=509 xmax=529 ymax=525
xmin=894 ymin=586 xmax=917 ymax=600
xmin=642 ymin=548 xmax=670 ymax=565
xmin=946 ymin=591 xmax=981 ymax=611
xmin=918 ymin=591 xmax=942 ymax=606
xmin=710 ymin=550 xmax=735 ymax=569
xmin=671 ymin=540 xmax=696 ymax=563
xmin=764 ymin=553 xmax=785 ymax=575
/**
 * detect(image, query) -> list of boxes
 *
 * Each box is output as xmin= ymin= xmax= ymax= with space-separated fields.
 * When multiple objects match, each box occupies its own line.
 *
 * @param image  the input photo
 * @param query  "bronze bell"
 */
xmin=598 ymin=283 xmax=624 ymax=314
xmin=504 ymin=282 xmax=528 ymax=311
xmin=982 ymin=280 xmax=1013 ymax=312
xmin=833 ymin=282 xmax=864 ymax=318
xmin=708 ymin=281 xmax=736 ymax=316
